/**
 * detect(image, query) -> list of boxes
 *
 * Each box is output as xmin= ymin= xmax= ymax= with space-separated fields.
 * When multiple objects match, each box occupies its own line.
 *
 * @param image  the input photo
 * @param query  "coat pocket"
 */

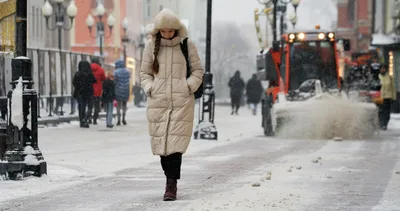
xmin=183 ymin=80 xmax=190 ymax=97
xmin=149 ymin=82 xmax=156 ymax=98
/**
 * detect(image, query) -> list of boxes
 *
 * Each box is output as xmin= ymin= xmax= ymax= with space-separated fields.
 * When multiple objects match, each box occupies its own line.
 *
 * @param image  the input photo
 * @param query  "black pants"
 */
xmin=78 ymin=97 xmax=89 ymax=124
xmin=231 ymin=95 xmax=242 ymax=113
xmin=379 ymin=99 xmax=392 ymax=128
xmin=87 ymin=96 xmax=101 ymax=121
xmin=160 ymin=153 xmax=182 ymax=180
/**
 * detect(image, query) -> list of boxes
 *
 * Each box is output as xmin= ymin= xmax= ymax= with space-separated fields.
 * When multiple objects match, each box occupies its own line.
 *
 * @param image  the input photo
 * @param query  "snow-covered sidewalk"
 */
xmin=180 ymin=121 xmax=400 ymax=211
xmin=0 ymin=105 xmax=262 ymax=203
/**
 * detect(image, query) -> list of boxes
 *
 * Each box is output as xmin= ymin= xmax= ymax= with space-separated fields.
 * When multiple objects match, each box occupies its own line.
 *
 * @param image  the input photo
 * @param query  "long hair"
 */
xmin=152 ymin=33 xmax=162 ymax=74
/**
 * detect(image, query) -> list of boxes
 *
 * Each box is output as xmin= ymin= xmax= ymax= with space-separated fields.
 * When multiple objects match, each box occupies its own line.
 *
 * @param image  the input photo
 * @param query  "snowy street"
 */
xmin=1 ymin=105 xmax=400 ymax=211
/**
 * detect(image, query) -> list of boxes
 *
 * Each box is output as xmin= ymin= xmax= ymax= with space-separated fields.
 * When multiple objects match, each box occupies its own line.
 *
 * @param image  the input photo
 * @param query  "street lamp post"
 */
xmin=193 ymin=0 xmax=218 ymax=140
xmin=85 ymin=2 xmax=116 ymax=58
xmin=134 ymin=25 xmax=147 ymax=107
xmin=138 ymin=25 xmax=146 ymax=70
xmin=257 ymin=0 xmax=301 ymax=42
xmin=289 ymin=13 xmax=297 ymax=28
xmin=42 ymin=0 xmax=77 ymax=116
xmin=121 ymin=18 xmax=129 ymax=66
xmin=0 ymin=0 xmax=47 ymax=180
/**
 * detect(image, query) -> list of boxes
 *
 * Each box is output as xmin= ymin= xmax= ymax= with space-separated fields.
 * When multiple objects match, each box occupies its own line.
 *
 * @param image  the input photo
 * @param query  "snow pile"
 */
xmin=11 ymin=77 xmax=24 ymax=129
xmin=24 ymin=146 xmax=40 ymax=166
xmin=277 ymin=97 xmax=378 ymax=139
xmin=24 ymin=146 xmax=36 ymax=154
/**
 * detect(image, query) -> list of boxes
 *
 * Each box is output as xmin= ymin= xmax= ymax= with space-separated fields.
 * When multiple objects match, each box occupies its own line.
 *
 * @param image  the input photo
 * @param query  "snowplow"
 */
xmin=260 ymin=28 xmax=379 ymax=139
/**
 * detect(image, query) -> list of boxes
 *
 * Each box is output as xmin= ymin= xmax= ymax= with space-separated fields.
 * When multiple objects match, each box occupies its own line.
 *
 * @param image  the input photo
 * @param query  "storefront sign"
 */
xmin=0 ymin=0 xmax=16 ymax=52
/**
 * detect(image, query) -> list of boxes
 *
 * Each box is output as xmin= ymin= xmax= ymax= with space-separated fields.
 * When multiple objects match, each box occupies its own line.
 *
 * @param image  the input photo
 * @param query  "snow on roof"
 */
xmin=371 ymin=33 xmax=397 ymax=45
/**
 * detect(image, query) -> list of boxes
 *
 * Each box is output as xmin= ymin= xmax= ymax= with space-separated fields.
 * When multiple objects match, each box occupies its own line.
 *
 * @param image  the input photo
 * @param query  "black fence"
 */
xmin=0 ymin=48 xmax=100 ymax=118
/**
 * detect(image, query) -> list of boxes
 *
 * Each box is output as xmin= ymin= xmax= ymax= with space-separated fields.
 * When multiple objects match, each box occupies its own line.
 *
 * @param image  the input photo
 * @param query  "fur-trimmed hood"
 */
xmin=150 ymin=8 xmax=188 ymax=39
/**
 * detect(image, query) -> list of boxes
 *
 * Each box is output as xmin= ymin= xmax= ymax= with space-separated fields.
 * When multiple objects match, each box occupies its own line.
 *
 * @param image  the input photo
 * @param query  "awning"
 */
xmin=371 ymin=33 xmax=398 ymax=46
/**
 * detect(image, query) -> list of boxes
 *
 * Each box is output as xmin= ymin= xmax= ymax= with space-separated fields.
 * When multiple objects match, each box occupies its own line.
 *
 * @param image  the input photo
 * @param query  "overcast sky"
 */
xmin=213 ymin=0 xmax=337 ymax=30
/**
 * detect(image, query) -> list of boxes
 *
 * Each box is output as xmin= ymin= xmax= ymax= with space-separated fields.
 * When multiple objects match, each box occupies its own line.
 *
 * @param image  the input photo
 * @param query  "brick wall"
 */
xmin=336 ymin=0 xmax=372 ymax=53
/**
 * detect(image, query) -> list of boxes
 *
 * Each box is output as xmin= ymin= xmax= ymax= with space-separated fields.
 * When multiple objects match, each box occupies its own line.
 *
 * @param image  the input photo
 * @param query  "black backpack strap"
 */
xmin=180 ymin=38 xmax=190 ymax=78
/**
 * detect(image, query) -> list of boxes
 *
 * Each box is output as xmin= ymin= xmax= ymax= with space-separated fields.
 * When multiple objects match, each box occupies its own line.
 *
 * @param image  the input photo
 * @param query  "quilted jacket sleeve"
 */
xmin=140 ymin=40 xmax=155 ymax=96
xmin=187 ymin=40 xmax=204 ymax=93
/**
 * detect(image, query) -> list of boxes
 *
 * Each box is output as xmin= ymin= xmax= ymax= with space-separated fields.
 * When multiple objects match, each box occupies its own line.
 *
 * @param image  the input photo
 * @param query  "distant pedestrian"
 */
xmin=246 ymin=74 xmax=264 ymax=115
xmin=133 ymin=82 xmax=144 ymax=107
xmin=370 ymin=58 xmax=381 ymax=81
xmin=114 ymin=60 xmax=131 ymax=126
xmin=72 ymin=61 xmax=96 ymax=128
xmin=87 ymin=57 xmax=106 ymax=125
xmin=102 ymin=72 xmax=116 ymax=128
xmin=140 ymin=8 xmax=204 ymax=201
xmin=228 ymin=70 xmax=245 ymax=115
xmin=379 ymin=64 xmax=396 ymax=130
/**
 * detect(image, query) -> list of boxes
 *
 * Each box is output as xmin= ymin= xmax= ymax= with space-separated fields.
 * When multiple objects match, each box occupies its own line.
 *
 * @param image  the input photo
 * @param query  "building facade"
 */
xmin=336 ymin=0 xmax=373 ymax=53
xmin=178 ymin=0 xmax=207 ymax=64
xmin=0 ymin=0 xmax=62 ymax=51
xmin=371 ymin=0 xmax=400 ymax=112
xmin=70 ymin=0 xmax=127 ymax=64
xmin=41 ymin=0 xmax=72 ymax=51
xmin=143 ymin=0 xmax=181 ymax=23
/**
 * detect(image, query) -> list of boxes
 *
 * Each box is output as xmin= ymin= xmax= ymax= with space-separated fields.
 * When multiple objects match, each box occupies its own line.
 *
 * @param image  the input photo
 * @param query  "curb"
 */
xmin=37 ymin=113 xmax=116 ymax=126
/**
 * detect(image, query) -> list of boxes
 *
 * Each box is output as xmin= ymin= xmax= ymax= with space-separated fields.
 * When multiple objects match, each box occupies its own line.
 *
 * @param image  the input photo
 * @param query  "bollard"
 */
xmin=0 ymin=57 xmax=47 ymax=180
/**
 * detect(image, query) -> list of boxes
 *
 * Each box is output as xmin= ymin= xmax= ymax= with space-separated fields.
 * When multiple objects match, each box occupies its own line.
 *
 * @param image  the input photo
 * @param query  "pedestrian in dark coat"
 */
xmin=102 ymin=72 xmax=116 ymax=128
xmin=73 ymin=61 xmax=96 ymax=128
xmin=114 ymin=60 xmax=131 ymax=125
xmin=228 ymin=70 xmax=245 ymax=115
xmin=246 ymin=73 xmax=264 ymax=115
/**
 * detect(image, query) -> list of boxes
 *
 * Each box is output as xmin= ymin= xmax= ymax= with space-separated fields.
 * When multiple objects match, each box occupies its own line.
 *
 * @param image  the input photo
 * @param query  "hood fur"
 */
xmin=151 ymin=8 xmax=188 ymax=39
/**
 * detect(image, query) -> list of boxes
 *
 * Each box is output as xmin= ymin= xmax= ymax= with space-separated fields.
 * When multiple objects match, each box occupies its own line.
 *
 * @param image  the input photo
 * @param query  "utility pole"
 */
xmin=193 ymin=0 xmax=218 ymax=140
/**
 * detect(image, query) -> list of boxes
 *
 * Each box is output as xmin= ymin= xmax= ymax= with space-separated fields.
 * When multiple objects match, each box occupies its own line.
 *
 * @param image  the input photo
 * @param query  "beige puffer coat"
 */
xmin=140 ymin=9 xmax=204 ymax=156
xmin=379 ymin=73 xmax=397 ymax=100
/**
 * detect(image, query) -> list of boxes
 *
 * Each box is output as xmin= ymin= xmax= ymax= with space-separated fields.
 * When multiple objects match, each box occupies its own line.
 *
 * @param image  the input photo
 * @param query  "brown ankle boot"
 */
xmin=163 ymin=178 xmax=177 ymax=201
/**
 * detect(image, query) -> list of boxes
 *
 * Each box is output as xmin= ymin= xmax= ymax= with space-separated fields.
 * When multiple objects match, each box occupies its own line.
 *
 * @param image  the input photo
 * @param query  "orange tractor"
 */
xmin=259 ymin=28 xmax=379 ymax=136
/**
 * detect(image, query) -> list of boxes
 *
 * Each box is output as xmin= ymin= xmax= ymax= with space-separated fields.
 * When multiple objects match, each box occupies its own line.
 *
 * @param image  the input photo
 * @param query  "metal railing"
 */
xmin=0 ymin=48 xmax=95 ymax=118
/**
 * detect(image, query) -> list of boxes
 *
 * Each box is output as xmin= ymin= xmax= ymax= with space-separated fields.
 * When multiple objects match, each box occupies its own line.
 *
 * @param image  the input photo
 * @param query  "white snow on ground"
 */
xmin=389 ymin=114 xmax=400 ymax=129
xmin=0 ymin=104 xmax=262 ymax=203
xmin=371 ymin=138 xmax=400 ymax=211
xmin=371 ymin=161 xmax=400 ymax=211
xmin=181 ymin=139 xmax=376 ymax=210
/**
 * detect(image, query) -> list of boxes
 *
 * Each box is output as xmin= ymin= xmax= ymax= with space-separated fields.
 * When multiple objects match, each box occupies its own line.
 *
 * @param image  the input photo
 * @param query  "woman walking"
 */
xmin=72 ymin=61 xmax=96 ymax=128
xmin=140 ymin=8 xmax=204 ymax=201
xmin=102 ymin=72 xmax=116 ymax=128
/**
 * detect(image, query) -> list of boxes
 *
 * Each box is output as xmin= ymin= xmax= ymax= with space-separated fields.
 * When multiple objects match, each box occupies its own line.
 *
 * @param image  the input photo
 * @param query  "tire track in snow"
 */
xmin=303 ymin=133 xmax=400 ymax=211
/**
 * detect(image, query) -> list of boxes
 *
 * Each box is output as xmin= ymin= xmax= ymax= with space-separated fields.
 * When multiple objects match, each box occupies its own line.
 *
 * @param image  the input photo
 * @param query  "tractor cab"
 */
xmin=263 ymin=27 xmax=351 ymax=102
